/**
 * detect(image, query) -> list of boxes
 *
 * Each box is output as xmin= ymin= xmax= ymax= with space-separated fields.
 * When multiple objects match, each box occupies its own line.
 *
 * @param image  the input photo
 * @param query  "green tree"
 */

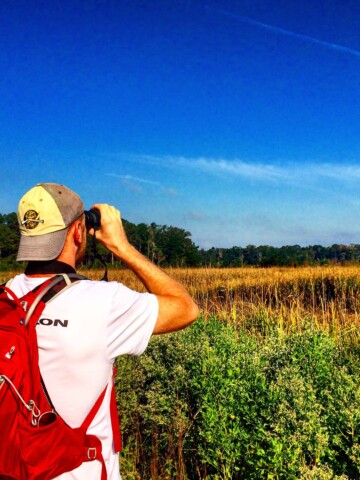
xmin=0 ymin=213 xmax=20 ymax=262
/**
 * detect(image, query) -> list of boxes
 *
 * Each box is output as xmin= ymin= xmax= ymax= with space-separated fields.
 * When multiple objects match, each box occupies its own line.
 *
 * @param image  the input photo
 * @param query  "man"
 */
xmin=10 ymin=182 xmax=199 ymax=479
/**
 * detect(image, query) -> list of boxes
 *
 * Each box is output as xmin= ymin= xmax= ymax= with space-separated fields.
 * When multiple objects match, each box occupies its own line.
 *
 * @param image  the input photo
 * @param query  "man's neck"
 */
xmin=25 ymin=260 xmax=76 ymax=277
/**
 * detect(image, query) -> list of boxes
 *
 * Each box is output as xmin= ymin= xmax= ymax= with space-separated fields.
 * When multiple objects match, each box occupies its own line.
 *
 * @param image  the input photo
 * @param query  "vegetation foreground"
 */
xmin=2 ymin=266 xmax=360 ymax=479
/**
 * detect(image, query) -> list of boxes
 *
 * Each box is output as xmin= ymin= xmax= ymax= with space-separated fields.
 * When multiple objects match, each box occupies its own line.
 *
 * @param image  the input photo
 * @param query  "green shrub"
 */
xmin=116 ymin=318 xmax=360 ymax=479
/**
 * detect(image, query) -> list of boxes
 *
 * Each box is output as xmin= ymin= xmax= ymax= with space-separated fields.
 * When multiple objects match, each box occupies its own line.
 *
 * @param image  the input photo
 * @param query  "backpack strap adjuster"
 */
xmin=20 ymin=301 xmax=28 ymax=312
xmin=87 ymin=447 xmax=97 ymax=460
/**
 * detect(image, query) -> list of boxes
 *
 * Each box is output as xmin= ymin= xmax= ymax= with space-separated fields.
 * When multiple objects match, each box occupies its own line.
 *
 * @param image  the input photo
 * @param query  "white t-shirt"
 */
xmin=9 ymin=274 xmax=158 ymax=480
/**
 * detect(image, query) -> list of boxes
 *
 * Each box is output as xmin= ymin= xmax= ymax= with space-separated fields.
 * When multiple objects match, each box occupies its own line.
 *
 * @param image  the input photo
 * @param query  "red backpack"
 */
xmin=0 ymin=274 xmax=121 ymax=480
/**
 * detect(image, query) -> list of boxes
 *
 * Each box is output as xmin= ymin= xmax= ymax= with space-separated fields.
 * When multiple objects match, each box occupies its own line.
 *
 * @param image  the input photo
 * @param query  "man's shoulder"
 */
xmin=8 ymin=274 xmax=118 ymax=297
xmin=72 ymin=278 xmax=121 ymax=291
xmin=57 ymin=277 xmax=115 ymax=294
xmin=8 ymin=273 xmax=147 ymax=306
xmin=67 ymin=278 xmax=141 ymax=301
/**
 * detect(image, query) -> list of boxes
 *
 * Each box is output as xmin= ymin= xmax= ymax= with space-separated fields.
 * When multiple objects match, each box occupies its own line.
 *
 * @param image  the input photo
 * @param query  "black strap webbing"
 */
xmin=34 ymin=274 xmax=88 ymax=303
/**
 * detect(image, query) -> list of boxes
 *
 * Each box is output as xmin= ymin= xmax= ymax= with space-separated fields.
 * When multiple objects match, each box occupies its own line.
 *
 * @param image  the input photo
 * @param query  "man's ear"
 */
xmin=73 ymin=220 xmax=83 ymax=246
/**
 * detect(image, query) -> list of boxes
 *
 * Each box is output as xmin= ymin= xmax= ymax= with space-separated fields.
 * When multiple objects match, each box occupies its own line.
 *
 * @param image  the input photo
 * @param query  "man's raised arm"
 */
xmin=90 ymin=204 xmax=199 ymax=334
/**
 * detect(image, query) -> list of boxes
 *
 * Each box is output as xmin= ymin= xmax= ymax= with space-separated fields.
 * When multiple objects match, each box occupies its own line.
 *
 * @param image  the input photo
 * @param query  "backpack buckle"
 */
xmin=20 ymin=301 xmax=28 ymax=312
xmin=87 ymin=447 xmax=97 ymax=460
xmin=5 ymin=346 xmax=15 ymax=359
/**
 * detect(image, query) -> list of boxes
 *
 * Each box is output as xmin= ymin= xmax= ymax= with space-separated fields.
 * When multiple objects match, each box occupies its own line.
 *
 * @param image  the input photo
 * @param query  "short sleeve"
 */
xmin=106 ymin=282 xmax=158 ymax=359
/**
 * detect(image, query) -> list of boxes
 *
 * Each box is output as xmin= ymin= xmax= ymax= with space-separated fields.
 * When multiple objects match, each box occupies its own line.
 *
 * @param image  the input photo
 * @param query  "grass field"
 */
xmin=81 ymin=265 xmax=360 ymax=338
xmin=2 ymin=266 xmax=360 ymax=478
xmin=4 ymin=264 xmax=360 ymax=326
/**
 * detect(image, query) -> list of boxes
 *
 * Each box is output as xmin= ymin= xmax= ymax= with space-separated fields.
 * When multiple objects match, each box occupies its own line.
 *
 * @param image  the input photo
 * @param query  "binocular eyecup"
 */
xmin=84 ymin=208 xmax=101 ymax=230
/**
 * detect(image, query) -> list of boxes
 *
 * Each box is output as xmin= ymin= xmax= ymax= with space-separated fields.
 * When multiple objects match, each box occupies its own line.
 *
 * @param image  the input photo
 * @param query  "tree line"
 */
xmin=0 ymin=212 xmax=200 ymax=269
xmin=200 ymin=244 xmax=360 ymax=267
xmin=1 ymin=212 xmax=360 ymax=269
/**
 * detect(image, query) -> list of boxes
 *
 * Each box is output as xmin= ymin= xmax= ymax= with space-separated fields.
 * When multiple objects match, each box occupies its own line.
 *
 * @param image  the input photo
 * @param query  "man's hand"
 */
xmin=88 ymin=204 xmax=131 ymax=258
xmin=88 ymin=203 xmax=199 ymax=334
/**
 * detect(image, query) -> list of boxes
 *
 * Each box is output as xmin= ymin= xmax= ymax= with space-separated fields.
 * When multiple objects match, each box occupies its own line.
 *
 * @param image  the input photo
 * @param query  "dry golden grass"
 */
xmin=81 ymin=265 xmax=360 ymax=337
xmin=3 ymin=265 xmax=360 ymax=338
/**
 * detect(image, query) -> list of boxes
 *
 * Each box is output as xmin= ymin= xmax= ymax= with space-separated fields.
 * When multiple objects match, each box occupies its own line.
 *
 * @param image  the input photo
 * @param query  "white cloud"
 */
xmin=185 ymin=211 xmax=208 ymax=221
xmin=125 ymin=154 xmax=360 ymax=186
xmin=206 ymin=6 xmax=360 ymax=59
xmin=310 ymin=164 xmax=360 ymax=181
xmin=106 ymin=172 xmax=178 ymax=197
xmin=187 ymin=158 xmax=360 ymax=184
xmin=106 ymin=173 xmax=160 ymax=185
xmin=162 ymin=187 xmax=178 ymax=197
xmin=189 ymin=157 xmax=288 ymax=181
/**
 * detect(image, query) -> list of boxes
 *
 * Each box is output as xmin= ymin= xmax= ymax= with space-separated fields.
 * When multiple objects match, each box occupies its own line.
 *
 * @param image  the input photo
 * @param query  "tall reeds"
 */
xmin=69 ymin=265 xmax=360 ymax=337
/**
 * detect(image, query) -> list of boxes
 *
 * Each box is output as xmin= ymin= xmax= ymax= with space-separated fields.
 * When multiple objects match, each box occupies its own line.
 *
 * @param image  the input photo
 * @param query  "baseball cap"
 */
xmin=17 ymin=183 xmax=84 ymax=261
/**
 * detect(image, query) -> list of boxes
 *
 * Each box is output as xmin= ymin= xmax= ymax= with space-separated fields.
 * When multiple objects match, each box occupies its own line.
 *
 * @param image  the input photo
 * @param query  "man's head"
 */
xmin=17 ymin=183 xmax=85 ymax=262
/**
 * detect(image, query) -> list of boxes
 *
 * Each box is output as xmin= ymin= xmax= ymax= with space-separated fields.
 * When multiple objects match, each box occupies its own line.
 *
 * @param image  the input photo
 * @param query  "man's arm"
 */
xmin=90 ymin=204 xmax=199 ymax=334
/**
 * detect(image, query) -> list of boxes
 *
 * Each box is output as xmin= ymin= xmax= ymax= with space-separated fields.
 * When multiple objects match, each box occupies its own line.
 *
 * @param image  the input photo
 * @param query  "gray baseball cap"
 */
xmin=17 ymin=183 xmax=84 ymax=261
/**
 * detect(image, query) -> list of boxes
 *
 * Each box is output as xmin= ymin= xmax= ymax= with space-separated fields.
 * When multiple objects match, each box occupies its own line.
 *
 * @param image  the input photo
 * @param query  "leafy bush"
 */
xmin=116 ymin=318 xmax=360 ymax=479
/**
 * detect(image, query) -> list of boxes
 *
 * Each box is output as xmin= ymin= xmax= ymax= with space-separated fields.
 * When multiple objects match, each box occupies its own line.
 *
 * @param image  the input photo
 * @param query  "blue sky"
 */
xmin=2 ymin=0 xmax=360 ymax=249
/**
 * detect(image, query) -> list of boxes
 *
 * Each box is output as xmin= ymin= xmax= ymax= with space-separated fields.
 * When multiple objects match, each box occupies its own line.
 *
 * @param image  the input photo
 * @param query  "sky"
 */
xmin=1 ymin=0 xmax=360 ymax=249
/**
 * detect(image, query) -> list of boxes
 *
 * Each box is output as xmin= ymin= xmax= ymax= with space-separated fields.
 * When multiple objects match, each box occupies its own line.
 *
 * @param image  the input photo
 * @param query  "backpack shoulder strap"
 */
xmin=81 ymin=386 xmax=107 ymax=432
xmin=40 ymin=273 xmax=88 ymax=303
xmin=24 ymin=274 xmax=88 ymax=326
xmin=81 ymin=367 xmax=122 ymax=452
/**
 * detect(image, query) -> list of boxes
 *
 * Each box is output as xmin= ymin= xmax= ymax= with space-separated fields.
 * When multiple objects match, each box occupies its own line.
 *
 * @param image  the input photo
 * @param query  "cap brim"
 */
xmin=16 ymin=228 xmax=69 ymax=261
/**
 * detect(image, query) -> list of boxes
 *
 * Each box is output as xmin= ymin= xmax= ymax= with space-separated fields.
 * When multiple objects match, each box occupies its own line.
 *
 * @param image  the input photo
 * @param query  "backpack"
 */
xmin=0 ymin=273 xmax=121 ymax=480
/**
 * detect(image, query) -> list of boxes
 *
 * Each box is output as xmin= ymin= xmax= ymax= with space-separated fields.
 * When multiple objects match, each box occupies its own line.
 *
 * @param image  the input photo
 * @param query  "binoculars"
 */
xmin=84 ymin=208 xmax=101 ymax=230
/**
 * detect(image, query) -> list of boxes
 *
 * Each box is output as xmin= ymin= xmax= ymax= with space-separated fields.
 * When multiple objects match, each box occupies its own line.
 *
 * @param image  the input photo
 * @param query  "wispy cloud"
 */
xmin=205 ymin=5 xmax=360 ymax=59
xmin=127 ymin=153 xmax=360 ymax=185
xmin=310 ymin=164 xmax=360 ymax=181
xmin=106 ymin=172 xmax=178 ymax=196
xmin=104 ymin=154 xmax=360 ymax=190
xmin=125 ymin=154 xmax=289 ymax=182
xmin=163 ymin=187 xmax=178 ymax=197
xmin=185 ymin=211 xmax=208 ymax=221
xmin=106 ymin=173 xmax=160 ymax=186
xmin=185 ymin=157 xmax=289 ymax=181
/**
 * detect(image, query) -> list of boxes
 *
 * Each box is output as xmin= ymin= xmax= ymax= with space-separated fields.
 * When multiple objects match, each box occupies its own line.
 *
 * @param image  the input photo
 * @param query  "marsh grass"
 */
xmin=60 ymin=265 xmax=360 ymax=336
xmin=5 ymin=264 xmax=360 ymax=331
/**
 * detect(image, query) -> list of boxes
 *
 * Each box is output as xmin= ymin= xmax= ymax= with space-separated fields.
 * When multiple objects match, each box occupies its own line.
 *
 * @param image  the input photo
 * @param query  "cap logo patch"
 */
xmin=22 ymin=210 xmax=44 ymax=230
